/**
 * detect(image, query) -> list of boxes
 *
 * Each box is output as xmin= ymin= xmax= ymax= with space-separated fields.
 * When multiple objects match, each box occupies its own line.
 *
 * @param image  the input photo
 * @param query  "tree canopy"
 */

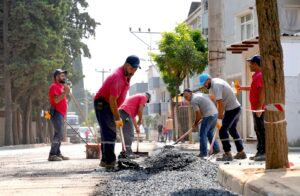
xmin=151 ymin=23 xmax=208 ymax=98
xmin=2 ymin=0 xmax=98 ymax=145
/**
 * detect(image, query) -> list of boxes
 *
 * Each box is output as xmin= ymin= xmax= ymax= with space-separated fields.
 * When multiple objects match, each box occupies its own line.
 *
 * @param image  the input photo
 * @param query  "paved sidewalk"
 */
xmin=218 ymin=164 xmax=300 ymax=196
xmin=175 ymin=141 xmax=300 ymax=196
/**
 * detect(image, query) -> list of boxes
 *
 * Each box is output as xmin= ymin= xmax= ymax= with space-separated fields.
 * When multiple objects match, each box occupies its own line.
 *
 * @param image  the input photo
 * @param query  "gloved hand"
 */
xmin=44 ymin=111 xmax=51 ymax=120
xmin=115 ymin=119 xmax=123 ymax=128
xmin=216 ymin=119 xmax=222 ymax=129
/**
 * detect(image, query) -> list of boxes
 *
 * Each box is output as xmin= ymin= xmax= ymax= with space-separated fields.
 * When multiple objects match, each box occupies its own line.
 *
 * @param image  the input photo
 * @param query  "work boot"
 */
xmin=58 ymin=154 xmax=69 ymax=160
xmin=254 ymin=154 xmax=265 ymax=161
xmin=234 ymin=151 xmax=247 ymax=160
xmin=249 ymin=152 xmax=260 ymax=160
xmin=216 ymin=152 xmax=233 ymax=161
xmin=99 ymin=161 xmax=106 ymax=167
xmin=48 ymin=155 xmax=62 ymax=161
xmin=105 ymin=161 xmax=116 ymax=171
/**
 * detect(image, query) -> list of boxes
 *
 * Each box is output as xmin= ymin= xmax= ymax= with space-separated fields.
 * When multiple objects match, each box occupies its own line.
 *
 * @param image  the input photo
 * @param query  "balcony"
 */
xmin=148 ymin=77 xmax=160 ymax=90
xmin=148 ymin=103 xmax=161 ymax=114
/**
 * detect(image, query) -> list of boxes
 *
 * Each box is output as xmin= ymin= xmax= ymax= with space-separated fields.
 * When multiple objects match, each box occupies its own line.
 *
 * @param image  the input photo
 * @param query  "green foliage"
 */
xmin=151 ymin=23 xmax=208 ymax=98
xmin=7 ymin=0 xmax=97 ymax=105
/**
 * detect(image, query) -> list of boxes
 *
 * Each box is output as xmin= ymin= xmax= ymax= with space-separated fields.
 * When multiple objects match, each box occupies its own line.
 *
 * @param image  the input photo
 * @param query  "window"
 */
xmin=240 ymin=13 xmax=254 ymax=41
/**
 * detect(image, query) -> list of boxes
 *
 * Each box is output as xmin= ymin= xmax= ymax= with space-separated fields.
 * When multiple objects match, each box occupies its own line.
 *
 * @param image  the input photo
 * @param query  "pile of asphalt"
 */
xmin=93 ymin=147 xmax=237 ymax=196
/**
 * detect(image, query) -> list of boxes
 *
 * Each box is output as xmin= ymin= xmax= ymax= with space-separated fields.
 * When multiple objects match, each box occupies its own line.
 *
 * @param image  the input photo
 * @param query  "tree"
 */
xmin=256 ymin=0 xmax=289 ymax=169
xmin=151 ymin=23 xmax=207 ymax=139
xmin=3 ymin=0 xmax=13 ymax=145
xmin=2 ymin=0 xmax=98 ymax=145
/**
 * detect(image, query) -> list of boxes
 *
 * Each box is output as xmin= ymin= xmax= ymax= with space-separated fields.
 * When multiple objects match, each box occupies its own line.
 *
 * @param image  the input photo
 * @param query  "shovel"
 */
xmin=134 ymin=131 xmax=149 ymax=157
xmin=117 ymin=126 xmax=140 ymax=169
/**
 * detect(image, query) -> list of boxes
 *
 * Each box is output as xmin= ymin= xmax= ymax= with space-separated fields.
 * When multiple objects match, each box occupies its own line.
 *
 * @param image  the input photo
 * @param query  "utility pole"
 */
xmin=95 ymin=68 xmax=111 ymax=84
xmin=208 ymin=0 xmax=226 ymax=78
xmin=129 ymin=27 xmax=160 ymax=51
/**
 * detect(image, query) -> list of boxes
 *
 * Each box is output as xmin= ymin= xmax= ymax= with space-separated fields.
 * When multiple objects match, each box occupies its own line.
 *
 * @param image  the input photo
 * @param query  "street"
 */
xmin=1 ymin=141 xmax=300 ymax=196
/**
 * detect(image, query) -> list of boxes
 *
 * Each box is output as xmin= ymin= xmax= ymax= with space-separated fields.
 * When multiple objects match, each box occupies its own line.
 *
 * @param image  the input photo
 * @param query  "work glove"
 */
xmin=216 ymin=119 xmax=222 ymax=129
xmin=44 ymin=111 xmax=51 ymax=120
xmin=115 ymin=119 xmax=123 ymax=128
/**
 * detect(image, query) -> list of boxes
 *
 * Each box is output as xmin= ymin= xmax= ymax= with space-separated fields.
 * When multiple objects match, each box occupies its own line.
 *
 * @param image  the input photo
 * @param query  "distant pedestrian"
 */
xmin=48 ymin=69 xmax=70 ymax=161
xmin=165 ymin=117 xmax=174 ymax=142
xmin=94 ymin=55 xmax=140 ymax=169
xmin=199 ymin=73 xmax=246 ymax=161
xmin=162 ymin=127 xmax=169 ymax=142
xmin=119 ymin=92 xmax=151 ymax=159
xmin=237 ymin=55 xmax=265 ymax=161
xmin=157 ymin=124 xmax=163 ymax=142
xmin=182 ymin=89 xmax=220 ymax=158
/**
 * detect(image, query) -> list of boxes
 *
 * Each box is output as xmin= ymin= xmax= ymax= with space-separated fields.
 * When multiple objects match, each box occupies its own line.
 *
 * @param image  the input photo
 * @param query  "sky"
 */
xmin=82 ymin=0 xmax=195 ymax=94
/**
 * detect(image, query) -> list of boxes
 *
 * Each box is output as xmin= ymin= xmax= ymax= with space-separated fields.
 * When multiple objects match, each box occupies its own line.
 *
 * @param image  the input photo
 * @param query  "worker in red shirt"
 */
xmin=48 ymin=69 xmax=70 ymax=161
xmin=119 ymin=92 xmax=151 ymax=158
xmin=237 ymin=55 xmax=265 ymax=161
xmin=94 ymin=55 xmax=140 ymax=169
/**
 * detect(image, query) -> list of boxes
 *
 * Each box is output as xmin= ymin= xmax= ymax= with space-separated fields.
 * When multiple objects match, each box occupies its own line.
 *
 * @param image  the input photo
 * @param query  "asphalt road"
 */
xmin=0 ymin=143 xmax=109 ymax=196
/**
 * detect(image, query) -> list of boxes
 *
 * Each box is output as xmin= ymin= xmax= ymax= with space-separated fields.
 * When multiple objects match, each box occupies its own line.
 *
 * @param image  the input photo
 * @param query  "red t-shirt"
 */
xmin=119 ymin=94 xmax=147 ymax=118
xmin=249 ymin=71 xmax=264 ymax=110
xmin=49 ymin=81 xmax=67 ymax=116
xmin=94 ymin=66 xmax=130 ymax=107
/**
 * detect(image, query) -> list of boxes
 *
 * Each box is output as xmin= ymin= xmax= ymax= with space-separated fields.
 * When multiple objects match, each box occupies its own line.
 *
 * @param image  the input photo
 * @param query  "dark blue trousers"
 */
xmin=219 ymin=107 xmax=244 ymax=153
xmin=49 ymin=110 xmax=64 ymax=156
xmin=94 ymin=98 xmax=116 ymax=164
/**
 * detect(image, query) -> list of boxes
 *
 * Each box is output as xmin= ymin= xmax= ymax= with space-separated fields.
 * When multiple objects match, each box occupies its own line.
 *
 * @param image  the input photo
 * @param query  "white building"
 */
xmin=146 ymin=64 xmax=170 ymax=123
xmin=223 ymin=0 xmax=300 ymax=145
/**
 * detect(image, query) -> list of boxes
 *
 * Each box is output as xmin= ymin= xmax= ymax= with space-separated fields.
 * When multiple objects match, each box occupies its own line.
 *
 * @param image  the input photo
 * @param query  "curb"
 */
xmin=217 ymin=165 xmax=300 ymax=196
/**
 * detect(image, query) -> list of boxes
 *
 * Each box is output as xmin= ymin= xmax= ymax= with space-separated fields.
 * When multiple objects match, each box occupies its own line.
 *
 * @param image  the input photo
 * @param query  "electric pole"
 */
xmin=95 ymin=68 xmax=111 ymax=84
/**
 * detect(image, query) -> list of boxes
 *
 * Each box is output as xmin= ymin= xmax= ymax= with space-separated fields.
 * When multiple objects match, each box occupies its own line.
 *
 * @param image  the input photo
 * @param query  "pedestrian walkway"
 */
xmin=175 ymin=141 xmax=300 ymax=196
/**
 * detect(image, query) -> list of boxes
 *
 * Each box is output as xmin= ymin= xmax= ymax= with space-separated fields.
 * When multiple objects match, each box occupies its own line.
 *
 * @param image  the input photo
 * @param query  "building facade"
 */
xmin=223 ymin=0 xmax=300 ymax=144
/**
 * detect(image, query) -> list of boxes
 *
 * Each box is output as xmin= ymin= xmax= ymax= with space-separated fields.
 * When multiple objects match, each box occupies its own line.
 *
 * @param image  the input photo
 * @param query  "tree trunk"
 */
xmin=17 ymin=109 xmax=23 ymax=144
xmin=22 ymin=96 xmax=32 ymax=144
xmin=3 ymin=0 xmax=13 ymax=146
xmin=256 ymin=0 xmax=289 ymax=169
xmin=12 ymin=105 xmax=20 ymax=145
xmin=208 ymin=0 xmax=225 ymax=78
xmin=170 ymin=98 xmax=176 ymax=141
xmin=36 ymin=109 xmax=43 ymax=144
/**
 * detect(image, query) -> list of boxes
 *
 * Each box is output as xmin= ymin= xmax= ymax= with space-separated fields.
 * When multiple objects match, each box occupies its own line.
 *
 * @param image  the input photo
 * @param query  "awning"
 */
xmin=226 ymin=36 xmax=259 ymax=54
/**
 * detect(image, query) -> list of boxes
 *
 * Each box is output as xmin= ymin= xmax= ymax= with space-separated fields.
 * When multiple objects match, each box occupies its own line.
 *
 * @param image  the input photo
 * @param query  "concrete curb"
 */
xmin=218 ymin=165 xmax=300 ymax=196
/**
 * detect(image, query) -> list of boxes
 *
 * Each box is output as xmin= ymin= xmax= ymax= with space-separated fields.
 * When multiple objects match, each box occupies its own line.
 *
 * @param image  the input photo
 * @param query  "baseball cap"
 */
xmin=199 ymin=73 xmax=210 ymax=87
xmin=145 ymin=92 xmax=151 ymax=103
xmin=53 ymin=69 xmax=67 ymax=78
xmin=125 ymin=55 xmax=141 ymax=69
xmin=246 ymin=55 xmax=260 ymax=66
xmin=180 ymin=88 xmax=192 ymax=96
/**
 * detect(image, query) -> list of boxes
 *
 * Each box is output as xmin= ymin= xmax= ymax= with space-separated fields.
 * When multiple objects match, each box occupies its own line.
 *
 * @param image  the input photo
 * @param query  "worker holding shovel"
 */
xmin=199 ymin=73 xmax=247 ymax=161
xmin=48 ymin=69 xmax=70 ymax=161
xmin=119 ymin=92 xmax=151 ymax=159
xmin=94 ymin=55 xmax=140 ymax=170
xmin=182 ymin=88 xmax=220 ymax=158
